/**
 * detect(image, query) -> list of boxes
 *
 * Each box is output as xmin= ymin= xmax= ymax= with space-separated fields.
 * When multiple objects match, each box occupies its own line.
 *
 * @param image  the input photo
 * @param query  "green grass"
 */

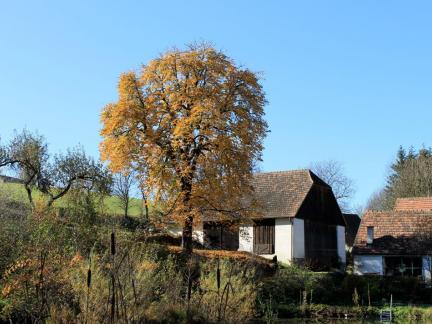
xmin=0 ymin=182 xmax=144 ymax=217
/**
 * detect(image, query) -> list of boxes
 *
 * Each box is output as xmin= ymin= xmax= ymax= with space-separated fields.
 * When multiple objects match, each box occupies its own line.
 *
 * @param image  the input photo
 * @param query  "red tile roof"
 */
xmin=353 ymin=210 xmax=432 ymax=255
xmin=395 ymin=197 xmax=432 ymax=211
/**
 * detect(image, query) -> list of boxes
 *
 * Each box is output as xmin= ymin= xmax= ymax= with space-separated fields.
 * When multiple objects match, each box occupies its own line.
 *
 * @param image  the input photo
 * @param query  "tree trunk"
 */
xmin=124 ymin=199 xmax=129 ymax=218
xmin=180 ymin=176 xmax=194 ymax=255
xmin=182 ymin=215 xmax=194 ymax=255
xmin=144 ymin=197 xmax=149 ymax=220
xmin=25 ymin=184 xmax=35 ymax=209
xmin=141 ymin=192 xmax=149 ymax=220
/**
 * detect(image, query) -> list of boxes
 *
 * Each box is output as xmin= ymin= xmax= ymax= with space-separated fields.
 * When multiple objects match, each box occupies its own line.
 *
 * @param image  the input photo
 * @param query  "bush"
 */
xmin=66 ymin=244 xmax=258 ymax=323
xmin=277 ymin=304 xmax=379 ymax=319
xmin=258 ymin=263 xmax=432 ymax=318
xmin=393 ymin=305 xmax=432 ymax=321
xmin=191 ymin=259 xmax=257 ymax=322
xmin=0 ymin=202 xmax=259 ymax=324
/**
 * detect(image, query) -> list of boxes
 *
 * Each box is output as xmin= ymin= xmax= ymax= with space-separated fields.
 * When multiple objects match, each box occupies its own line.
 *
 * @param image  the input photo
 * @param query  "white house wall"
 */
xmin=169 ymin=223 xmax=204 ymax=245
xmin=353 ymin=255 xmax=383 ymax=275
xmin=293 ymin=218 xmax=305 ymax=259
xmin=193 ymin=223 xmax=204 ymax=245
xmin=238 ymin=219 xmax=293 ymax=264
xmin=336 ymin=225 xmax=346 ymax=264
xmin=168 ymin=226 xmax=182 ymax=238
xmin=238 ymin=225 xmax=253 ymax=253
xmin=274 ymin=218 xmax=293 ymax=264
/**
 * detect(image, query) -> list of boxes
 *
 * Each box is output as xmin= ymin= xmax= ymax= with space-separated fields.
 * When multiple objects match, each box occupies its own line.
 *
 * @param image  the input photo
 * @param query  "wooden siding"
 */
xmin=304 ymin=219 xmax=339 ymax=267
xmin=203 ymin=222 xmax=239 ymax=251
xmin=253 ymin=219 xmax=275 ymax=254
xmin=296 ymin=184 xmax=345 ymax=226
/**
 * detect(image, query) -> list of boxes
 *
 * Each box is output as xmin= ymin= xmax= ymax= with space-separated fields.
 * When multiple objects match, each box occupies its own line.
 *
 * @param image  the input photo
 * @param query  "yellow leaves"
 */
xmin=3 ymin=258 xmax=33 ymax=280
xmin=70 ymin=253 xmax=84 ymax=267
xmin=100 ymin=43 xmax=267 ymax=224
xmin=1 ymin=280 xmax=19 ymax=298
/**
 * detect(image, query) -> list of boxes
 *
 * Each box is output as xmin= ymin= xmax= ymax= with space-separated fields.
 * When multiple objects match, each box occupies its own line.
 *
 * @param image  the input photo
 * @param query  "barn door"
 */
xmin=253 ymin=219 xmax=275 ymax=254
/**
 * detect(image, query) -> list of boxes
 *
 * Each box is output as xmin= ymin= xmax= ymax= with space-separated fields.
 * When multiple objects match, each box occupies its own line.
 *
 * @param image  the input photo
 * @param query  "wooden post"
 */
xmin=390 ymin=294 xmax=393 ymax=321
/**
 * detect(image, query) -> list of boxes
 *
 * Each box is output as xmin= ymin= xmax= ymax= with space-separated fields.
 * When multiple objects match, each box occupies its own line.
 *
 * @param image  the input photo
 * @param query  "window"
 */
xmin=384 ymin=256 xmax=422 ymax=277
xmin=367 ymin=226 xmax=374 ymax=244
xmin=253 ymin=219 xmax=275 ymax=254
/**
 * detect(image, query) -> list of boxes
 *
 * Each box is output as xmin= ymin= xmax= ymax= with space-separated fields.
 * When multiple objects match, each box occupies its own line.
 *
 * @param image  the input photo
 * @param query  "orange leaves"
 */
xmin=100 ymin=43 xmax=268 ymax=226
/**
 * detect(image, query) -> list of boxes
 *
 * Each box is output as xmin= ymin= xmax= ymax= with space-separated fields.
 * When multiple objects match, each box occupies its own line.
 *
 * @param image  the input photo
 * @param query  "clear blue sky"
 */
xmin=1 ymin=1 xmax=432 ymax=209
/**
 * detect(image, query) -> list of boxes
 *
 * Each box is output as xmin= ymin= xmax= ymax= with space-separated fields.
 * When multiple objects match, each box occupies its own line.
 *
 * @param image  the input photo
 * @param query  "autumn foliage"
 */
xmin=100 ymin=44 xmax=267 ymax=252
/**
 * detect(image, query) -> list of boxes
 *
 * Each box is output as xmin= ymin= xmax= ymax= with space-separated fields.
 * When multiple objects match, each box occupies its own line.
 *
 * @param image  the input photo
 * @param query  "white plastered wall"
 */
xmin=274 ymin=218 xmax=293 ymax=264
xmin=238 ymin=219 xmax=294 ymax=264
xmin=336 ymin=225 xmax=346 ymax=264
xmin=353 ymin=255 xmax=383 ymax=275
xmin=193 ymin=223 xmax=204 ymax=245
xmin=238 ymin=225 xmax=253 ymax=252
xmin=168 ymin=223 xmax=204 ymax=245
xmin=292 ymin=218 xmax=305 ymax=259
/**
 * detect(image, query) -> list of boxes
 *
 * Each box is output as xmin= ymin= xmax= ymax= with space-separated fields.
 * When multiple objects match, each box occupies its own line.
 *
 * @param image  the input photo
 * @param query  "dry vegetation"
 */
xmin=0 ymin=194 xmax=267 ymax=323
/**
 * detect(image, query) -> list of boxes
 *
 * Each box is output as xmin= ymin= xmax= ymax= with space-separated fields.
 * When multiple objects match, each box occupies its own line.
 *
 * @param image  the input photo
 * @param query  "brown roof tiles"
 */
xmin=253 ymin=169 xmax=328 ymax=219
xmin=395 ymin=197 xmax=432 ymax=211
xmin=353 ymin=210 xmax=432 ymax=255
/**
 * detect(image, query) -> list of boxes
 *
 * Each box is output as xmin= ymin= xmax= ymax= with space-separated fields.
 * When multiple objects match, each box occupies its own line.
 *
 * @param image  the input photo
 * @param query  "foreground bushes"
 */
xmin=393 ymin=305 xmax=432 ymax=321
xmin=0 ymin=205 xmax=260 ymax=323
xmin=260 ymin=265 xmax=432 ymax=308
xmin=2 ymin=199 xmax=432 ymax=322
xmin=276 ymin=304 xmax=379 ymax=319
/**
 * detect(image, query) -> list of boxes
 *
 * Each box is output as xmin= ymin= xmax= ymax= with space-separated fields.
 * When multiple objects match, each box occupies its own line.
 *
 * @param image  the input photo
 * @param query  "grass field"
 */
xmin=0 ymin=181 xmax=144 ymax=216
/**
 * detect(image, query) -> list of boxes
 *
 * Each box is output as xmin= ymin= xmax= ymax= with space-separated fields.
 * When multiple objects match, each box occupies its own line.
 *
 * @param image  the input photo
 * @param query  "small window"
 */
xmin=367 ymin=226 xmax=374 ymax=244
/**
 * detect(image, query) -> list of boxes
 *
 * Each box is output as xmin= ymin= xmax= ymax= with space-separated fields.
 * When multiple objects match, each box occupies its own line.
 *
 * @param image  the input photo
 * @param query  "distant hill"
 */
xmin=0 ymin=175 xmax=24 ymax=184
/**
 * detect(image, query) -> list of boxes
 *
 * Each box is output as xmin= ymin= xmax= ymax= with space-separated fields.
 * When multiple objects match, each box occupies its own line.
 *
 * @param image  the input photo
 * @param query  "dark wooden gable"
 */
xmin=296 ymin=181 xmax=344 ymax=267
xmin=295 ymin=182 xmax=344 ymax=226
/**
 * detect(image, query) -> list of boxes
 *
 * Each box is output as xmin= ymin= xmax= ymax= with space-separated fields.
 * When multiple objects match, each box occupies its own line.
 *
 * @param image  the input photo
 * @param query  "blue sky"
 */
xmin=1 ymin=1 xmax=432 ymax=209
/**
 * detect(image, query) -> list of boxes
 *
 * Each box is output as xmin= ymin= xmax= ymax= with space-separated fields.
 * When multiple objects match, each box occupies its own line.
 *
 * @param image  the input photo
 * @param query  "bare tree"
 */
xmin=113 ymin=171 xmax=137 ymax=218
xmin=310 ymin=160 xmax=355 ymax=212
xmin=41 ymin=147 xmax=112 ymax=207
xmin=7 ymin=130 xmax=49 ymax=207
xmin=366 ymin=188 xmax=389 ymax=211
xmin=0 ymin=130 xmax=110 ymax=209
xmin=0 ymin=138 xmax=10 ymax=167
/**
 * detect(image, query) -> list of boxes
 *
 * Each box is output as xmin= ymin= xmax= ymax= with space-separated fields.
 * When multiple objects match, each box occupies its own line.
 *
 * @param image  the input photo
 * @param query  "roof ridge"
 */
xmin=364 ymin=209 xmax=432 ymax=215
xmin=307 ymin=170 xmax=331 ymax=187
xmin=255 ymin=169 xmax=310 ymax=175
xmin=396 ymin=196 xmax=432 ymax=200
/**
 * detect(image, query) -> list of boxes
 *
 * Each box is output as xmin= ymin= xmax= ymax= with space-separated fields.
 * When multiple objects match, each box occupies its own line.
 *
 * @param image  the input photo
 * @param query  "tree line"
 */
xmin=368 ymin=146 xmax=432 ymax=210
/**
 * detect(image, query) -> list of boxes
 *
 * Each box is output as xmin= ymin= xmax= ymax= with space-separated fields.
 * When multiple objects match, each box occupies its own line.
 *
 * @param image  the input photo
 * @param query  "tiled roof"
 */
xmin=353 ymin=210 xmax=432 ymax=255
xmin=342 ymin=213 xmax=361 ymax=247
xmin=395 ymin=197 xmax=432 ymax=211
xmin=253 ymin=169 xmax=328 ymax=219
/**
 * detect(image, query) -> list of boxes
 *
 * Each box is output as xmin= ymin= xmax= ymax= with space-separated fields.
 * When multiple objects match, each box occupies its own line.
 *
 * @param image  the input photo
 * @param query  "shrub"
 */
xmin=67 ymin=242 xmax=258 ymax=323
xmin=191 ymin=259 xmax=257 ymax=322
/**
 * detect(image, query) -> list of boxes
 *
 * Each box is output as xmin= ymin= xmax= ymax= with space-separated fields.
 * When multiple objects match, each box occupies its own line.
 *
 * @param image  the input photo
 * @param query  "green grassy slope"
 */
xmin=0 ymin=182 xmax=143 ymax=216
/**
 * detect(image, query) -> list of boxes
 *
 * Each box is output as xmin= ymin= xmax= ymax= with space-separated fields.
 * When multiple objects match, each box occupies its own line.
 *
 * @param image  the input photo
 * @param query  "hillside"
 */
xmin=0 ymin=181 xmax=143 ymax=216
